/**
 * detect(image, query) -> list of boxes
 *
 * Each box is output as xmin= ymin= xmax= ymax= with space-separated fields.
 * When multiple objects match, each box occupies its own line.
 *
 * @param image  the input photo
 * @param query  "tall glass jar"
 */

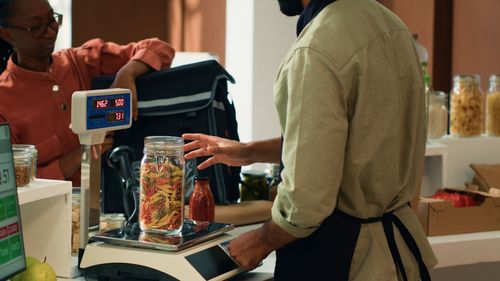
xmin=486 ymin=74 xmax=500 ymax=136
xmin=427 ymin=91 xmax=449 ymax=140
xmin=139 ymin=136 xmax=185 ymax=235
xmin=450 ymin=74 xmax=484 ymax=137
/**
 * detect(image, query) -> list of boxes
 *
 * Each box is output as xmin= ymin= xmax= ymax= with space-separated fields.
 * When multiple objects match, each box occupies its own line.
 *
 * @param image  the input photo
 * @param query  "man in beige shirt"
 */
xmin=184 ymin=0 xmax=437 ymax=280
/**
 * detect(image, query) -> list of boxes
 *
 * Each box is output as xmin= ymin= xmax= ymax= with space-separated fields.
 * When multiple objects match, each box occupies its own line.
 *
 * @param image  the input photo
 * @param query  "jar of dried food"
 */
xmin=427 ymin=91 xmax=449 ymax=140
xmin=450 ymin=75 xmax=484 ymax=137
xmin=100 ymin=213 xmax=125 ymax=232
xmin=13 ymin=144 xmax=37 ymax=182
xmin=486 ymin=74 xmax=500 ymax=136
xmin=13 ymin=147 xmax=33 ymax=187
xmin=71 ymin=191 xmax=80 ymax=255
xmin=139 ymin=136 xmax=185 ymax=235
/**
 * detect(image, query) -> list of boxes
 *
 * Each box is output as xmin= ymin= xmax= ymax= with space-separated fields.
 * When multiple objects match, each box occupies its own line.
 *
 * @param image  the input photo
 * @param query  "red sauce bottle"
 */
xmin=189 ymin=177 xmax=215 ymax=224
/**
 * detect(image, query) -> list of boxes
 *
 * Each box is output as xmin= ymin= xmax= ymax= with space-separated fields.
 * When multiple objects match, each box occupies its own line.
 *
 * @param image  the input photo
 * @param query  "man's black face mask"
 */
xmin=277 ymin=0 xmax=304 ymax=16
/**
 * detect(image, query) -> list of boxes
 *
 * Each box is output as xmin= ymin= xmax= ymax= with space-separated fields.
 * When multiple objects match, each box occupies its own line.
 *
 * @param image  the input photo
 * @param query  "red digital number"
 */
xmin=95 ymin=99 xmax=108 ymax=108
xmin=114 ymin=98 xmax=125 ymax=107
xmin=115 ymin=112 xmax=124 ymax=121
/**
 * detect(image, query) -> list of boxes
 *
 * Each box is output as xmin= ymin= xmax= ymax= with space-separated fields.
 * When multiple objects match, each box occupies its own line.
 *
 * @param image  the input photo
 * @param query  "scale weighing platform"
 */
xmin=81 ymin=220 xmax=247 ymax=280
xmin=71 ymin=89 xmax=253 ymax=280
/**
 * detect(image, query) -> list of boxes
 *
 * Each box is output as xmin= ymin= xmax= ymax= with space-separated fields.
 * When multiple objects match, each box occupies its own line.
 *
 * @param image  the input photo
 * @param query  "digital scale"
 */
xmin=71 ymin=89 xmax=249 ymax=281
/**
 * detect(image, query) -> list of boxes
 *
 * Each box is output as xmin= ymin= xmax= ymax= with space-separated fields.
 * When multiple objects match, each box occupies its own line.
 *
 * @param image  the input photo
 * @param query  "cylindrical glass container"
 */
xmin=427 ymin=91 xmax=449 ymax=140
xmin=240 ymin=170 xmax=268 ymax=201
xmin=13 ymin=147 xmax=33 ymax=187
xmin=450 ymin=74 xmax=484 ymax=137
xmin=486 ymin=74 xmax=500 ymax=136
xmin=188 ymin=177 xmax=215 ymax=225
xmin=13 ymin=144 xmax=37 ymax=182
xmin=100 ymin=213 xmax=125 ymax=232
xmin=139 ymin=136 xmax=185 ymax=235
xmin=71 ymin=191 xmax=80 ymax=255
xmin=265 ymin=163 xmax=281 ymax=201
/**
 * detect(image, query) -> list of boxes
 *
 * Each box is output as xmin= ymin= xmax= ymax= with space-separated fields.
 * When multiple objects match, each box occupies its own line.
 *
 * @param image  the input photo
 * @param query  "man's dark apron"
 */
xmin=274 ymin=206 xmax=431 ymax=281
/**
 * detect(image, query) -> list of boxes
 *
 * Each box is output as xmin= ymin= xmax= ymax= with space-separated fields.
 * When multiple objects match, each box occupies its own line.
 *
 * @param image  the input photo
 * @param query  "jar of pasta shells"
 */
xmin=139 ymin=136 xmax=185 ymax=235
xmin=450 ymin=75 xmax=484 ymax=137
xmin=486 ymin=74 xmax=500 ymax=136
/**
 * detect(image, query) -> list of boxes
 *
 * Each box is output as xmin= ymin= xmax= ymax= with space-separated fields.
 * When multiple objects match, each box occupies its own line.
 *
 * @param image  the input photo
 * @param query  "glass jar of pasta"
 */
xmin=139 ymin=136 xmax=185 ymax=235
xmin=450 ymin=74 xmax=484 ymax=137
xmin=486 ymin=74 xmax=500 ymax=136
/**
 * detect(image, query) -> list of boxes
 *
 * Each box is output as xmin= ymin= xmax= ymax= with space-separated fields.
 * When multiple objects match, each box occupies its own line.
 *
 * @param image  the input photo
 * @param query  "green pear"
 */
xmin=10 ymin=256 xmax=41 ymax=281
xmin=22 ymin=262 xmax=57 ymax=281
xmin=25 ymin=256 xmax=41 ymax=267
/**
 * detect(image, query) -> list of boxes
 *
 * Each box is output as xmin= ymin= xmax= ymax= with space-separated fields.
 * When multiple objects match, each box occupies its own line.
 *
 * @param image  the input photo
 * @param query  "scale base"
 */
xmin=80 ymin=234 xmax=246 ymax=281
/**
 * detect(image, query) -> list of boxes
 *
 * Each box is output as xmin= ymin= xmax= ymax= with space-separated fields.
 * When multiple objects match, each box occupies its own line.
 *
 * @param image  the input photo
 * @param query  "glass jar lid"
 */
xmin=144 ymin=136 xmax=184 ymax=155
xmin=430 ymin=91 xmax=447 ymax=103
xmin=490 ymin=74 xmax=500 ymax=84
xmin=242 ymin=170 xmax=267 ymax=178
xmin=453 ymin=74 xmax=480 ymax=84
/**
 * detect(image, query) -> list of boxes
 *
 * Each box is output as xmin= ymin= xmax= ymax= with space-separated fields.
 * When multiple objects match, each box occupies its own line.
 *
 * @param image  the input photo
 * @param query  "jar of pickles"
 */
xmin=139 ymin=136 xmax=185 ymax=235
xmin=450 ymin=74 xmax=484 ymax=137
xmin=486 ymin=74 xmax=500 ymax=136
xmin=240 ymin=170 xmax=268 ymax=201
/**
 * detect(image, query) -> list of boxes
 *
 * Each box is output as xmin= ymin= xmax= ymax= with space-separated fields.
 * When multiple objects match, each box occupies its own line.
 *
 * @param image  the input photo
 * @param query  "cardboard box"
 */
xmin=418 ymin=188 xmax=500 ymax=236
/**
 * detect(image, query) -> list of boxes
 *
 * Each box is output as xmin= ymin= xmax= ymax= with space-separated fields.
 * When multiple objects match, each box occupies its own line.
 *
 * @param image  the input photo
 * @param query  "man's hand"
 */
xmin=182 ymin=133 xmax=253 ymax=169
xmin=228 ymin=227 xmax=274 ymax=270
xmin=228 ymin=220 xmax=297 ymax=270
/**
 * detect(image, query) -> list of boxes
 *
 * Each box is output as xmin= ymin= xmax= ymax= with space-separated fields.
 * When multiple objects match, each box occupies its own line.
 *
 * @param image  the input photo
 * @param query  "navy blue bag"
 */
xmin=92 ymin=60 xmax=240 ymax=212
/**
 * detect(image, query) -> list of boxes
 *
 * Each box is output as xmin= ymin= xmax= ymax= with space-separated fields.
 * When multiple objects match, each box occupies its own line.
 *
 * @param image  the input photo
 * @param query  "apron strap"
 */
xmin=336 ymin=208 xmax=431 ymax=281
xmin=382 ymin=213 xmax=409 ymax=281
xmin=391 ymin=213 xmax=432 ymax=281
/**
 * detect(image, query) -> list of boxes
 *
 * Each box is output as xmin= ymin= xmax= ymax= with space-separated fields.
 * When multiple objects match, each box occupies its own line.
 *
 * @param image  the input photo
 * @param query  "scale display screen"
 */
xmin=86 ymin=93 xmax=131 ymax=130
xmin=0 ymin=124 xmax=26 ymax=280
xmin=185 ymin=244 xmax=239 ymax=280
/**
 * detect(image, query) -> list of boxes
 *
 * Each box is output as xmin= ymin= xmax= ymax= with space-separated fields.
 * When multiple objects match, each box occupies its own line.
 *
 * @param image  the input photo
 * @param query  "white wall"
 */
xmin=49 ymin=0 xmax=71 ymax=51
xmin=226 ymin=0 xmax=298 ymax=144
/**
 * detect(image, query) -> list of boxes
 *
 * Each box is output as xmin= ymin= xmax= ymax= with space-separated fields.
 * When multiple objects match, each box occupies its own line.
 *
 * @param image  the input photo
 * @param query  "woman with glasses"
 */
xmin=0 ymin=0 xmax=175 ymax=186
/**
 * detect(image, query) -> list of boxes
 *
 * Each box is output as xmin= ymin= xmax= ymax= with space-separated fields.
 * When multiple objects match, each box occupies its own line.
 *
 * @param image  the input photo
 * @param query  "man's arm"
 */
xmin=183 ymin=134 xmax=282 ymax=169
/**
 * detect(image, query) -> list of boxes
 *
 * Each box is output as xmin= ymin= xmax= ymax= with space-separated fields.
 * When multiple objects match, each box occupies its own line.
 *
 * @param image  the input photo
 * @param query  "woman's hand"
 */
xmin=182 ymin=133 xmax=253 ymax=170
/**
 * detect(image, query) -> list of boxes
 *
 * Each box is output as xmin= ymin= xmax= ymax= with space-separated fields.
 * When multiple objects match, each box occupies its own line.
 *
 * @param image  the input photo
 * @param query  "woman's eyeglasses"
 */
xmin=1 ymin=13 xmax=63 ymax=39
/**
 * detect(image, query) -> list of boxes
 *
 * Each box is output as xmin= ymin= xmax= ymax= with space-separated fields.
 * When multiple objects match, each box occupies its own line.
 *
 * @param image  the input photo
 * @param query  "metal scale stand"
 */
xmin=71 ymin=89 xmax=244 ymax=281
